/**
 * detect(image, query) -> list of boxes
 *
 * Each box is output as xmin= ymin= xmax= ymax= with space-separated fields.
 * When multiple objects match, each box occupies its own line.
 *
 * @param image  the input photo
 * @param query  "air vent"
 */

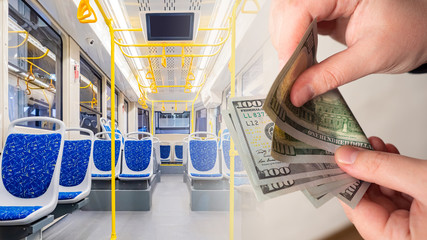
xmin=138 ymin=0 xmax=151 ymax=11
xmin=164 ymin=0 xmax=176 ymax=11
xmin=189 ymin=0 xmax=202 ymax=11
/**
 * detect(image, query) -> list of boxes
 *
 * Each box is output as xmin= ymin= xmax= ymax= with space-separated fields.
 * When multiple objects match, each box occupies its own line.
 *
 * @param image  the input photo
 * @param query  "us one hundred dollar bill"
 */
xmin=262 ymin=19 xmax=371 ymax=208
xmin=223 ymin=97 xmax=350 ymax=201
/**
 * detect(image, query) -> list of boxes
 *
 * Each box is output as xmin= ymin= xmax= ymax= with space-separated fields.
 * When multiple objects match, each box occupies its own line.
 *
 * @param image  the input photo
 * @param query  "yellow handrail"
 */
xmin=77 ymin=0 xmax=97 ymax=23
xmin=17 ymin=49 xmax=49 ymax=60
xmin=241 ymin=0 xmax=260 ymax=14
xmin=8 ymin=30 xmax=29 ymax=48
xmin=25 ymin=60 xmax=52 ymax=76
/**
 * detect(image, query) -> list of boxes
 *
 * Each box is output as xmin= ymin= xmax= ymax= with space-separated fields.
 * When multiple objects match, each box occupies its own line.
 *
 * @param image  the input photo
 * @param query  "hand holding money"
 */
xmin=270 ymin=0 xmax=427 ymax=107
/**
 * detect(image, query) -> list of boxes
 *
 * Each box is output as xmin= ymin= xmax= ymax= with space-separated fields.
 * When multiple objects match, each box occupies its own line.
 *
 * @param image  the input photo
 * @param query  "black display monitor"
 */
xmin=146 ymin=13 xmax=194 ymax=41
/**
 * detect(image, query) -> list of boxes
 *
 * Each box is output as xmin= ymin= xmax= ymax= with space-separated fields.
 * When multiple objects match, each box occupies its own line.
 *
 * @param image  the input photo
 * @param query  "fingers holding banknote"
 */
xmin=335 ymin=138 xmax=427 ymax=239
xmin=270 ymin=0 xmax=427 ymax=107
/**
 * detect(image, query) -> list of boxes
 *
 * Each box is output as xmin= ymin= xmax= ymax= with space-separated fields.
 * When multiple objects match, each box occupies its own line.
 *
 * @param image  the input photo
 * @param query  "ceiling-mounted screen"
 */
xmin=146 ymin=13 xmax=194 ymax=41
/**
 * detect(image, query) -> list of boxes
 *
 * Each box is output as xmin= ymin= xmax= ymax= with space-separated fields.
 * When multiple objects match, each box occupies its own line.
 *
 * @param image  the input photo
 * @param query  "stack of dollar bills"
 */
xmin=223 ymin=20 xmax=372 ymax=208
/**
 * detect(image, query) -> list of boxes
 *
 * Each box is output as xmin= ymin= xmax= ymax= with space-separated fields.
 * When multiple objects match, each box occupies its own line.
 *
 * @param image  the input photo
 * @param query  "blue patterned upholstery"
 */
xmin=175 ymin=145 xmax=183 ymax=159
xmin=160 ymin=145 xmax=170 ymax=159
xmin=91 ymin=174 xmax=111 ymax=178
xmin=119 ymin=174 xmax=150 ymax=178
xmin=59 ymin=140 xmax=91 ymax=187
xmin=0 ymin=206 xmax=42 ymax=221
xmin=190 ymin=173 xmax=222 ymax=178
xmin=1 ymin=133 xmax=62 ymax=198
xmin=124 ymin=140 xmax=151 ymax=171
xmin=189 ymin=140 xmax=217 ymax=171
xmin=222 ymin=140 xmax=244 ymax=172
xmin=58 ymin=191 xmax=82 ymax=200
xmin=93 ymin=140 xmax=121 ymax=171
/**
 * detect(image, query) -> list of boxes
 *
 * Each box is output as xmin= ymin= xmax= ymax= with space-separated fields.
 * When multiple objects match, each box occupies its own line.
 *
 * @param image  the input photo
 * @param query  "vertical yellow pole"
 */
xmin=109 ymin=24 xmax=117 ymax=240
xmin=229 ymin=1 xmax=241 ymax=239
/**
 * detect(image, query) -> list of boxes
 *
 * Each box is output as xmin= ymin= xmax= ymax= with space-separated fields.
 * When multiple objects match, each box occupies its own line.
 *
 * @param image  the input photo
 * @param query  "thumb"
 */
xmin=335 ymin=146 xmax=427 ymax=202
xmin=290 ymin=42 xmax=376 ymax=107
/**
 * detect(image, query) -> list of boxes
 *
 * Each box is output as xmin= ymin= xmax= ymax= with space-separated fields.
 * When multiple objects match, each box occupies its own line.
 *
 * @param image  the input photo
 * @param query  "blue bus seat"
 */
xmin=159 ymin=143 xmax=171 ymax=163
xmin=119 ymin=132 xmax=154 ymax=180
xmin=0 ymin=117 xmax=65 ymax=225
xmin=187 ymin=132 xmax=222 ymax=180
xmin=58 ymin=128 xmax=93 ymax=204
xmin=91 ymin=132 xmax=122 ymax=180
xmin=174 ymin=142 xmax=184 ymax=162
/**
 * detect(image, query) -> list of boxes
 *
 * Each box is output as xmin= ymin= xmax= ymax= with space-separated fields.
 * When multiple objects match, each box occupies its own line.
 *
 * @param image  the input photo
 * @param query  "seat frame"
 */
xmin=0 ymin=117 xmax=65 ymax=226
xmin=58 ymin=128 xmax=94 ymax=204
xmin=159 ymin=142 xmax=171 ymax=163
xmin=119 ymin=132 xmax=154 ymax=181
xmin=187 ymin=132 xmax=222 ymax=180
xmin=91 ymin=131 xmax=122 ymax=180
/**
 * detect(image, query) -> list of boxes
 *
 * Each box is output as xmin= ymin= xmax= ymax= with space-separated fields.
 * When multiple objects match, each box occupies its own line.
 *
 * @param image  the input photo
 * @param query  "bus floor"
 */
xmin=43 ymin=174 xmax=231 ymax=240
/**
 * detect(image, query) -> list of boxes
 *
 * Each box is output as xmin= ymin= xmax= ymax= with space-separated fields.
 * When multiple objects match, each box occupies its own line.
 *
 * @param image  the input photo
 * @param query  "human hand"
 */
xmin=335 ymin=137 xmax=427 ymax=239
xmin=269 ymin=0 xmax=427 ymax=107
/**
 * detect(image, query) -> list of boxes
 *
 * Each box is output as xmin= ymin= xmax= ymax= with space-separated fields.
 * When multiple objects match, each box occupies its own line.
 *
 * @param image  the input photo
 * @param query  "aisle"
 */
xmin=43 ymin=174 xmax=229 ymax=240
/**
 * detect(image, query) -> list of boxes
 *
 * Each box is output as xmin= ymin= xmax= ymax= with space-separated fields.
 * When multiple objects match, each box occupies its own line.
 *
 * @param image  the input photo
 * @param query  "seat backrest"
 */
xmin=160 ymin=143 xmax=171 ymax=160
xmin=0 ymin=117 xmax=65 ymax=206
xmin=174 ymin=142 xmax=184 ymax=160
xmin=188 ymin=132 xmax=218 ymax=172
xmin=59 ymin=128 xmax=93 ymax=187
xmin=100 ymin=118 xmax=111 ymax=137
xmin=123 ymin=132 xmax=153 ymax=173
xmin=92 ymin=132 xmax=121 ymax=172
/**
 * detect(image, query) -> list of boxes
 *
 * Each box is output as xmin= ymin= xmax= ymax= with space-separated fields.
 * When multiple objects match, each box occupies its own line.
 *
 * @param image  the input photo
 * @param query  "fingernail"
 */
xmin=337 ymin=147 xmax=360 ymax=164
xmin=294 ymin=84 xmax=315 ymax=107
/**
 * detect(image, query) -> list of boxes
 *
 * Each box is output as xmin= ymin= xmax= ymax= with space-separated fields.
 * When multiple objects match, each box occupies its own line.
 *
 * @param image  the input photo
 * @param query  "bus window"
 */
xmin=124 ymin=99 xmax=129 ymax=133
xmin=155 ymin=111 xmax=190 ymax=134
xmin=106 ymin=83 xmax=119 ymax=126
xmin=138 ymin=108 xmax=150 ymax=132
xmin=7 ymin=0 xmax=62 ymax=129
xmin=80 ymin=57 xmax=102 ymax=134
xmin=195 ymin=108 xmax=207 ymax=132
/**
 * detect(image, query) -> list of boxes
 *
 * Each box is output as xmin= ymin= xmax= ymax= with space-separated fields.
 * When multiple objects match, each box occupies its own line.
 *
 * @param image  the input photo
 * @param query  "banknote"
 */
xmin=226 ymin=97 xmax=345 ymax=186
xmin=302 ymin=190 xmax=334 ymax=208
xmin=223 ymin=100 xmax=360 ymax=204
xmin=263 ymin=20 xmax=372 ymax=153
xmin=332 ymin=180 xmax=370 ymax=209
xmin=304 ymin=177 xmax=357 ymax=198
xmin=272 ymin=126 xmax=336 ymax=163
xmin=263 ymin=19 xmax=371 ymax=208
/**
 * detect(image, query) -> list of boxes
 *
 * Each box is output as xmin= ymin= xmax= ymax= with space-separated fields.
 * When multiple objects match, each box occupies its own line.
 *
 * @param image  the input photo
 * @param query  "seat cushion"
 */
xmin=119 ymin=174 xmax=150 ymax=178
xmin=2 ymin=133 xmax=62 ymax=198
xmin=93 ymin=140 xmax=121 ymax=171
xmin=160 ymin=145 xmax=170 ymax=159
xmin=58 ymin=191 xmax=82 ymax=200
xmin=60 ymin=140 xmax=92 ymax=187
xmin=189 ymin=140 xmax=217 ymax=171
xmin=0 ymin=206 xmax=42 ymax=221
xmin=175 ymin=145 xmax=183 ymax=159
xmin=190 ymin=173 xmax=222 ymax=178
xmin=124 ymin=140 xmax=151 ymax=171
